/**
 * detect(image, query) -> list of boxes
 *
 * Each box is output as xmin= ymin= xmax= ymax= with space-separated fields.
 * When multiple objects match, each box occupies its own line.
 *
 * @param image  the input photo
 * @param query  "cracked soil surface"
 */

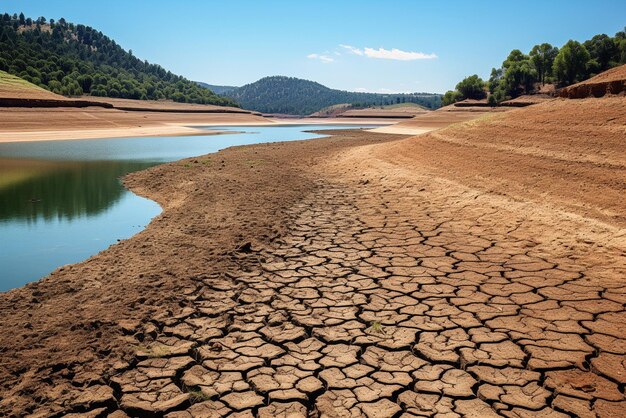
xmin=0 ymin=97 xmax=625 ymax=417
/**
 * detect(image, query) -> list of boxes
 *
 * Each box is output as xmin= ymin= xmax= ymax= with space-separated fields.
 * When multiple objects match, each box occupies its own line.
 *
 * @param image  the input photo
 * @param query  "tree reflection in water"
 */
xmin=0 ymin=159 xmax=155 ymax=222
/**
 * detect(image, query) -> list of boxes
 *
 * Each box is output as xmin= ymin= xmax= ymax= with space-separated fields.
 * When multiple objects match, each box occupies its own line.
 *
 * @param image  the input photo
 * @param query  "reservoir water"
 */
xmin=0 ymin=124 xmax=376 ymax=291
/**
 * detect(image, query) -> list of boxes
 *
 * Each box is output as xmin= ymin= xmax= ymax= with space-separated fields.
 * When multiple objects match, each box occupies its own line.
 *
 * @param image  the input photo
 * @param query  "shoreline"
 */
xmin=0 ymin=114 xmax=397 ymax=143
xmin=0 ymin=102 xmax=504 ymax=144
xmin=0 ymin=123 xmax=227 ymax=143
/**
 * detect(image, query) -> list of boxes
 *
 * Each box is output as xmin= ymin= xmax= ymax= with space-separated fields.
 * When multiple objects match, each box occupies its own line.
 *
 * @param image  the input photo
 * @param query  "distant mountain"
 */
xmin=223 ymin=76 xmax=442 ymax=115
xmin=195 ymin=82 xmax=238 ymax=95
xmin=0 ymin=13 xmax=238 ymax=106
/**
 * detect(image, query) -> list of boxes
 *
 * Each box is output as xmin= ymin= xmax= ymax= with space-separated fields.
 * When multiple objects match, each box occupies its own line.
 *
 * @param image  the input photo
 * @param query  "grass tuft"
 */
xmin=368 ymin=321 xmax=386 ymax=335
xmin=187 ymin=386 xmax=212 ymax=402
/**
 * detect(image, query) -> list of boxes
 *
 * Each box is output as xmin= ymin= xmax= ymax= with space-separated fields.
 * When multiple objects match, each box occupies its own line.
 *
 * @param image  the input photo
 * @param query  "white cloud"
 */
xmin=364 ymin=47 xmax=437 ymax=61
xmin=340 ymin=44 xmax=364 ymax=56
xmin=341 ymin=44 xmax=437 ymax=61
xmin=307 ymin=53 xmax=334 ymax=63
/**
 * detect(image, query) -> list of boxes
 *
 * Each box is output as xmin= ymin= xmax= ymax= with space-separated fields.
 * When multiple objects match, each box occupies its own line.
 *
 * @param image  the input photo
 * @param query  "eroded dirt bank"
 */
xmin=1 ymin=97 xmax=625 ymax=417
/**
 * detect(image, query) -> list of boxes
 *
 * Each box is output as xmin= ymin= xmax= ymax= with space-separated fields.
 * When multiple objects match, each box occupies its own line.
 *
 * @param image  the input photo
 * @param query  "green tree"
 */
xmin=48 ymin=80 xmax=63 ymax=94
xmin=583 ymin=34 xmax=619 ymax=73
xmin=503 ymin=49 xmax=528 ymax=69
xmin=615 ymin=28 xmax=626 ymax=64
xmin=553 ymin=40 xmax=591 ymax=85
xmin=529 ymin=43 xmax=558 ymax=84
xmin=455 ymin=75 xmax=486 ymax=100
xmin=77 ymin=74 xmax=93 ymax=93
xmin=503 ymin=60 xmax=537 ymax=96
xmin=488 ymin=68 xmax=503 ymax=93
xmin=442 ymin=90 xmax=462 ymax=106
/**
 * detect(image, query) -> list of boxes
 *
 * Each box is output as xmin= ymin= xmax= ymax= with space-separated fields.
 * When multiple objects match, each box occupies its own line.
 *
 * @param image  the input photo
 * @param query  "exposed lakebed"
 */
xmin=0 ymin=124 xmax=377 ymax=291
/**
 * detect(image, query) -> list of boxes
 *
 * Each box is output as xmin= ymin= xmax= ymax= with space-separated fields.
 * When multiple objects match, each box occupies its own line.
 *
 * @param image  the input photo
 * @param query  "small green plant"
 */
xmin=188 ymin=386 xmax=212 ymax=402
xmin=369 ymin=321 xmax=386 ymax=335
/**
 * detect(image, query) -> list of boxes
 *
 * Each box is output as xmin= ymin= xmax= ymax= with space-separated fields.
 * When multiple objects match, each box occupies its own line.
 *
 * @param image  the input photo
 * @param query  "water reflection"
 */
xmin=0 ymin=159 xmax=155 ymax=222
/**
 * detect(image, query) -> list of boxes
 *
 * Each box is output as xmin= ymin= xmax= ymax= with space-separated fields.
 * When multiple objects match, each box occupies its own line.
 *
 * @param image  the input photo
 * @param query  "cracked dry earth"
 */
xmin=84 ymin=161 xmax=626 ymax=415
xmin=100 ymin=170 xmax=626 ymax=418
xmin=1 ymin=99 xmax=626 ymax=418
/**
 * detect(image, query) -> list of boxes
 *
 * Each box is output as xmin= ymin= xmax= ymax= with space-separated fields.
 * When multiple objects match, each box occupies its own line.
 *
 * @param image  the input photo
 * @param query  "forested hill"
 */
xmin=224 ymin=76 xmax=442 ymax=115
xmin=0 ymin=13 xmax=237 ymax=106
xmin=195 ymin=82 xmax=238 ymax=95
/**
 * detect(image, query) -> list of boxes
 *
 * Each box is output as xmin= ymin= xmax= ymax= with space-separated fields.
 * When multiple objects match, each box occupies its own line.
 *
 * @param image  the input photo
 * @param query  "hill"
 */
xmin=0 ymin=70 xmax=67 ymax=100
xmin=558 ymin=63 xmax=626 ymax=98
xmin=195 ymin=82 xmax=238 ymax=95
xmin=339 ymin=102 xmax=429 ymax=118
xmin=223 ymin=76 xmax=442 ymax=115
xmin=0 ymin=13 xmax=237 ymax=106
xmin=310 ymin=103 xmax=353 ymax=117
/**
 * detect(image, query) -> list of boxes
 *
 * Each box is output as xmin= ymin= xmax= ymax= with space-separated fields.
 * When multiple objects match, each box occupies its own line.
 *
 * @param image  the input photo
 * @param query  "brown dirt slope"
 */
xmin=81 ymin=97 xmax=254 ymax=114
xmin=559 ymin=63 xmax=626 ymax=98
xmin=313 ymin=103 xmax=428 ymax=118
xmin=0 ymin=70 xmax=115 ymax=109
xmin=339 ymin=104 xmax=429 ymax=119
xmin=500 ymin=94 xmax=554 ymax=107
xmin=375 ymin=97 xmax=626 ymax=227
xmin=0 ymin=70 xmax=67 ymax=100
xmin=370 ymin=105 xmax=507 ymax=134
xmin=452 ymin=98 xmax=490 ymax=107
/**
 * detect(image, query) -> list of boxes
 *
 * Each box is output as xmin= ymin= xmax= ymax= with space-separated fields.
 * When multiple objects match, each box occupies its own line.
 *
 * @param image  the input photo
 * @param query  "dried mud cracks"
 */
xmin=72 ymin=169 xmax=626 ymax=418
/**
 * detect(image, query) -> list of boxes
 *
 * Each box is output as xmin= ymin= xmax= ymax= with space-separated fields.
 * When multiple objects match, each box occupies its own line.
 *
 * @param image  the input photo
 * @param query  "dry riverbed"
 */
xmin=0 ymin=98 xmax=625 ymax=417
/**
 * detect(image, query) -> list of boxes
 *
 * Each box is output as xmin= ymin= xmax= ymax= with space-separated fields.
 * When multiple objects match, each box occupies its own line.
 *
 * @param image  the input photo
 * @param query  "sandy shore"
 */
xmin=1 ymin=98 xmax=625 ymax=417
xmin=0 ymin=124 xmax=226 ymax=142
xmin=0 ymin=107 xmax=398 ymax=143
xmin=0 ymin=108 xmax=274 ymax=143
xmin=370 ymin=105 xmax=507 ymax=135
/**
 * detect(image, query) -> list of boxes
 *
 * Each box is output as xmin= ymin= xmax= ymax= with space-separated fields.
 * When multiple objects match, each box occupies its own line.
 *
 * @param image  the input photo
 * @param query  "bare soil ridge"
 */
xmin=0 ymin=98 xmax=625 ymax=417
xmin=369 ymin=105 xmax=507 ymax=135
xmin=559 ymin=63 xmax=626 ymax=98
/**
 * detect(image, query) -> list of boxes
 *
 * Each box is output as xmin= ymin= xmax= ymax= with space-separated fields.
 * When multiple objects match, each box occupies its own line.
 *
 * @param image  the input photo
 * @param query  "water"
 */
xmin=0 ymin=124 xmax=376 ymax=291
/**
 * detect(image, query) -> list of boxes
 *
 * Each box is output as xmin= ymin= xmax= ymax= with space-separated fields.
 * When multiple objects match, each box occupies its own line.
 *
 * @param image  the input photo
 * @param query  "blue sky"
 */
xmin=3 ymin=0 xmax=625 ymax=93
